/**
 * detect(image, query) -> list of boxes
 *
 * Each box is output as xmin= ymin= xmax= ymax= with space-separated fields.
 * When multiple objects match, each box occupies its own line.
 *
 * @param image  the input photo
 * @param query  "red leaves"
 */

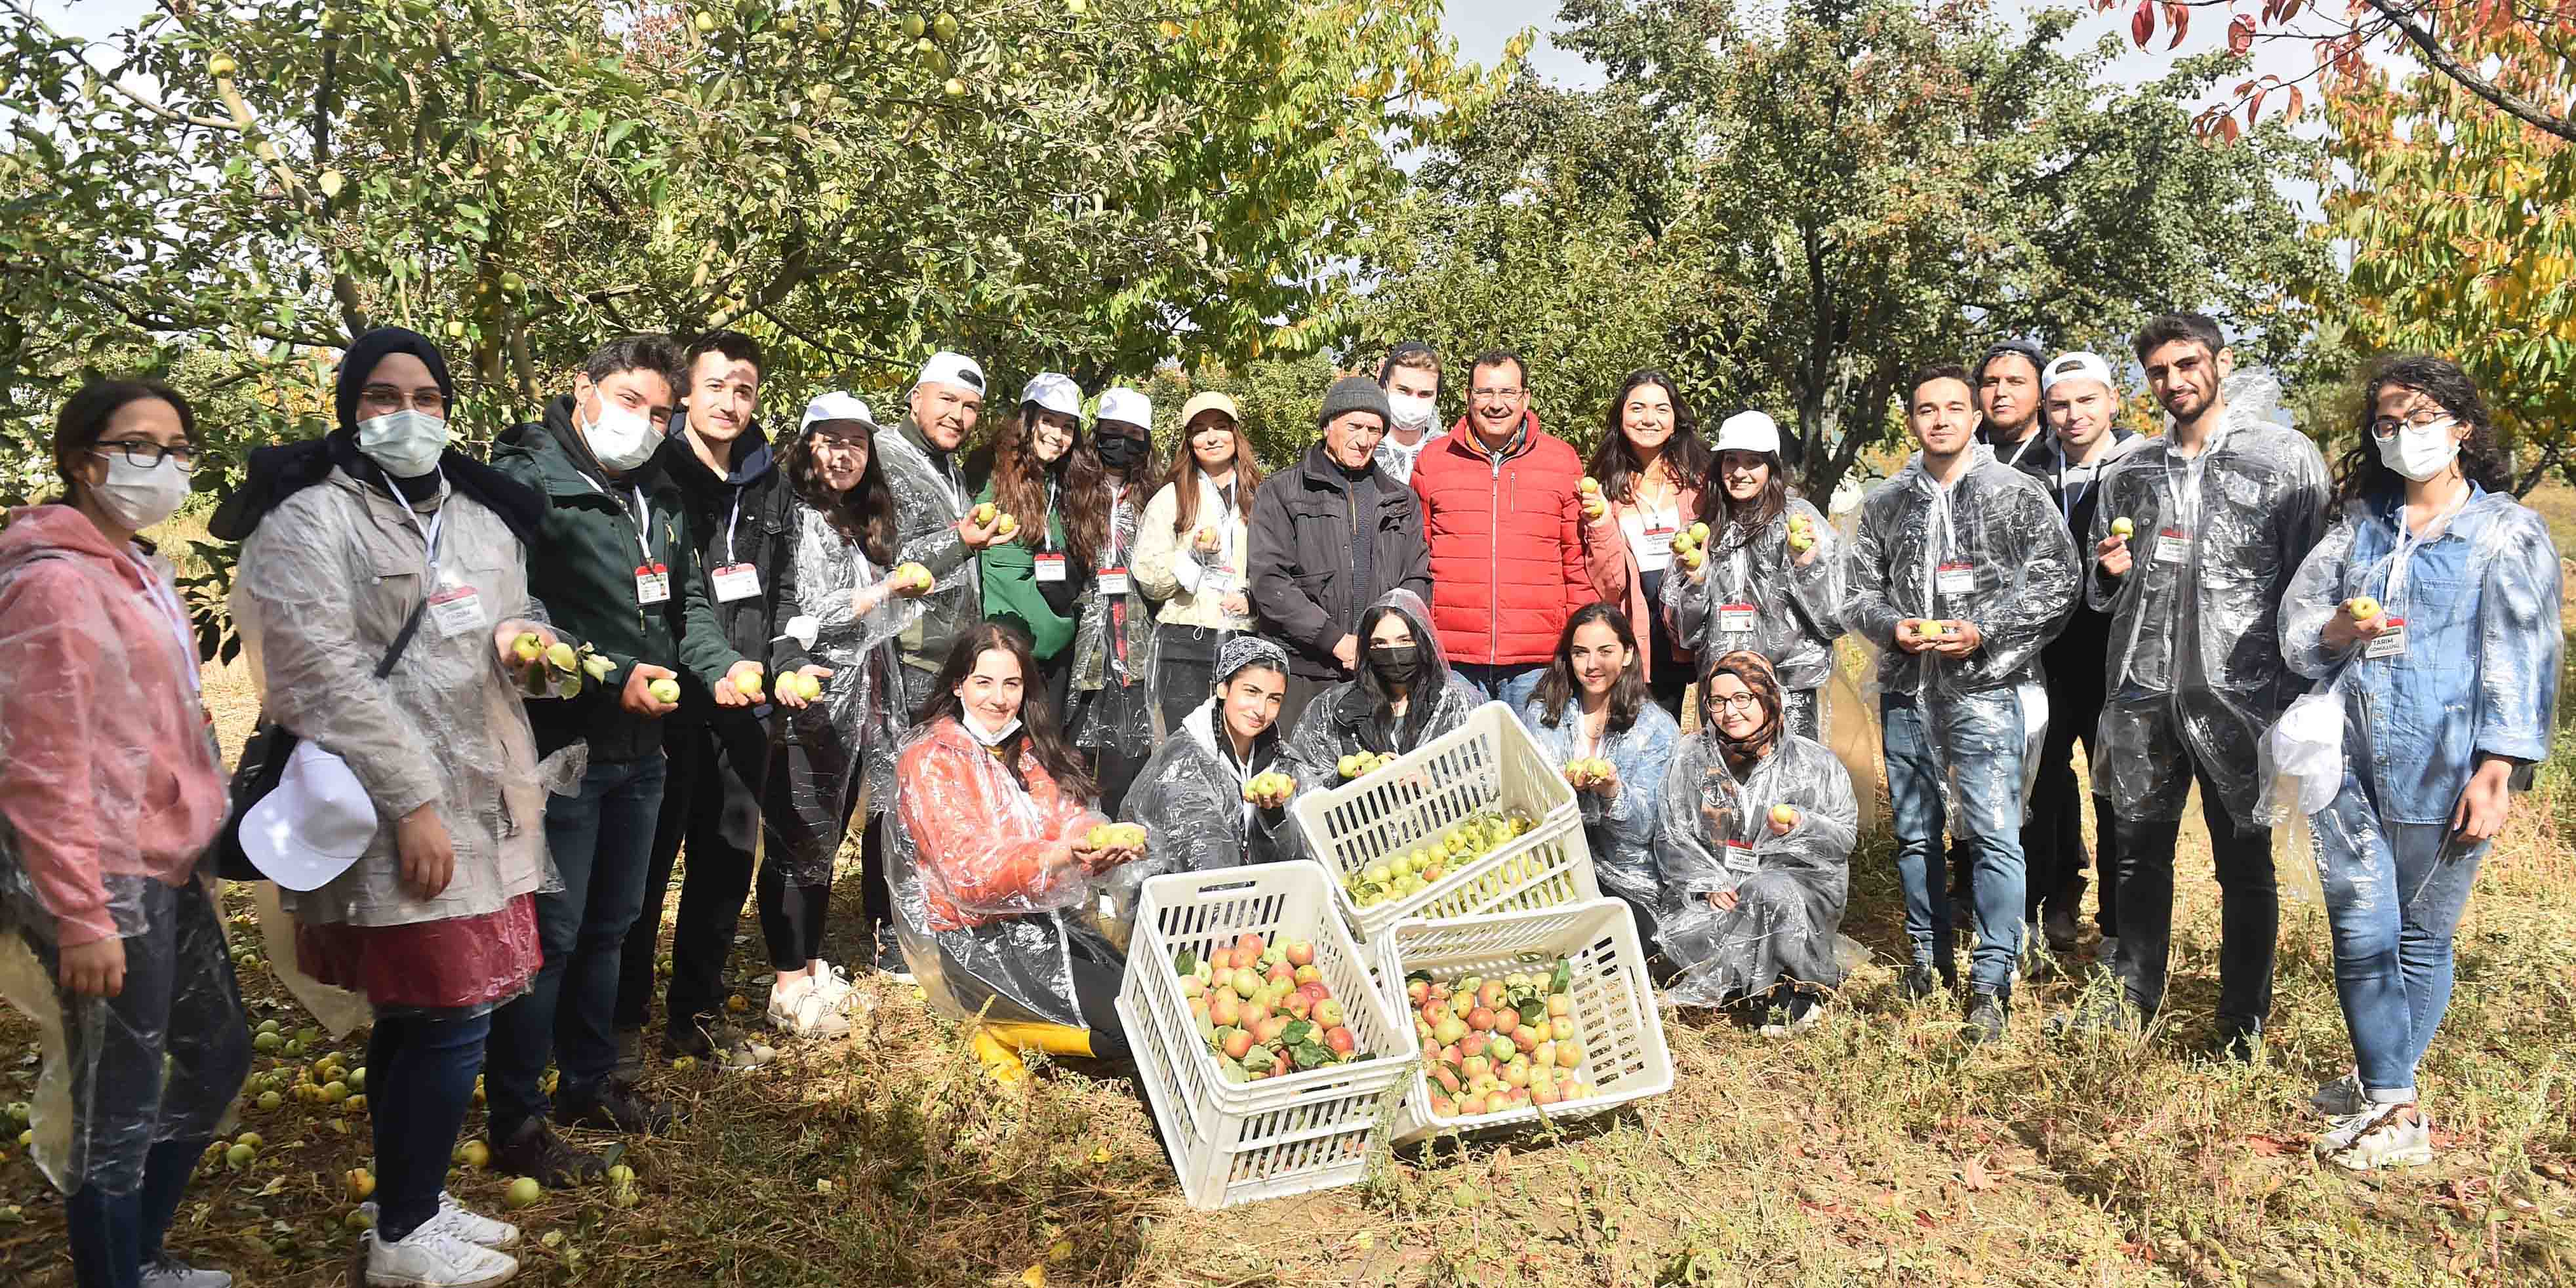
xmin=2229 ymin=14 xmax=2256 ymax=54
xmin=1958 ymin=1154 xmax=1998 ymax=1192
xmin=2164 ymin=1 xmax=2190 ymax=49
xmin=2284 ymin=85 xmax=2305 ymax=122
xmin=2243 ymin=1133 xmax=2297 ymax=1156
xmin=2131 ymin=0 xmax=2155 ymax=47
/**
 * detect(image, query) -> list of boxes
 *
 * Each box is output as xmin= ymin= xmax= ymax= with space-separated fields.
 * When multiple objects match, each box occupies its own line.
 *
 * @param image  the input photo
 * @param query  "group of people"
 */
xmin=0 ymin=311 xmax=2552 ymax=1288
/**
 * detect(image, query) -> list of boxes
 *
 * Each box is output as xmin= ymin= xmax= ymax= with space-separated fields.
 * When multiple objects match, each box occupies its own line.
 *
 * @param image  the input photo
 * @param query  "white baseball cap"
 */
xmin=240 ymin=740 xmax=380 ymax=892
xmin=1020 ymin=372 xmax=1082 ymax=420
xmin=1714 ymin=410 xmax=1782 ymax=456
xmin=2042 ymin=351 xmax=2117 ymax=394
xmin=1097 ymin=387 xmax=1152 ymax=429
xmin=799 ymin=391 xmax=875 ymax=432
xmin=913 ymin=350 xmax=987 ymax=396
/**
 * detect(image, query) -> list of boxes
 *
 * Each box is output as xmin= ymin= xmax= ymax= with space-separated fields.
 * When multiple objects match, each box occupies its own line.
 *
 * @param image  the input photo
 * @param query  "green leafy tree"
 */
xmin=1363 ymin=0 xmax=2335 ymax=496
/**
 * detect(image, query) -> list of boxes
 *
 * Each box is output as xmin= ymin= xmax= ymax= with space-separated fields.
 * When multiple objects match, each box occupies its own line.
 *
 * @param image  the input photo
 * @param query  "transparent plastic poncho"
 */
xmin=887 ymin=718 xmax=1113 ymax=1028
xmin=1841 ymin=447 xmax=2078 ymax=824
xmin=1516 ymin=694 xmax=1681 ymax=904
xmin=2086 ymin=372 xmax=2329 ymax=832
xmin=1662 ymin=496 xmax=1845 ymax=693
xmin=876 ymin=422 xmax=983 ymax=687
xmin=1277 ymin=588 xmax=1485 ymax=788
xmin=1066 ymin=487 xmax=1161 ymax=754
xmin=1653 ymin=732 xmax=1860 ymax=1005
xmin=2276 ymin=489 xmax=2560 ymax=858
xmin=771 ymin=500 xmax=925 ymax=886
xmin=1081 ymin=699 xmax=1301 ymax=957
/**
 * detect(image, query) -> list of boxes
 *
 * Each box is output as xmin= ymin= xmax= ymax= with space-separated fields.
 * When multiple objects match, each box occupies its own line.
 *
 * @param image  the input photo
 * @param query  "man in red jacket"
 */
xmin=1409 ymin=349 xmax=1596 ymax=706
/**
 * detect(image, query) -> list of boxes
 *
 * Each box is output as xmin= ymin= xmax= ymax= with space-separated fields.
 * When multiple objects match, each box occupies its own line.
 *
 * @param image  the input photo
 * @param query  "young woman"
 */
xmin=1120 ymin=635 xmax=1303 ymax=876
xmin=888 ymin=622 xmax=1144 ymax=1074
xmin=1653 ymin=651 xmax=1859 ymax=1033
xmin=979 ymin=373 xmax=1092 ymax=703
xmin=1581 ymin=371 xmax=1710 ymax=717
xmin=1518 ymin=604 xmax=1681 ymax=948
xmin=1132 ymin=392 xmax=1262 ymax=729
xmin=2280 ymin=355 xmax=2560 ymax=1171
xmin=1060 ymin=389 xmax=1162 ymax=815
xmin=758 ymin=393 xmax=930 ymax=1037
xmin=1279 ymin=588 xmax=1486 ymax=787
xmin=230 ymin=329 xmax=561 ymax=1287
xmin=0 ymin=380 xmax=249 ymax=1288
xmin=1663 ymin=411 xmax=1842 ymax=739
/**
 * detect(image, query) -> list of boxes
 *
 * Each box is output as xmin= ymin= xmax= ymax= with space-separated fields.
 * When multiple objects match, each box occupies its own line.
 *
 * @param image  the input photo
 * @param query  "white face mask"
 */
xmin=90 ymin=453 xmax=191 ymax=531
xmin=2377 ymin=416 xmax=2461 ymax=483
xmin=356 ymin=408 xmax=452 ymax=479
xmin=1386 ymin=392 xmax=1436 ymax=433
xmin=961 ymin=712 xmax=1023 ymax=746
xmin=582 ymin=394 xmax=658 ymax=472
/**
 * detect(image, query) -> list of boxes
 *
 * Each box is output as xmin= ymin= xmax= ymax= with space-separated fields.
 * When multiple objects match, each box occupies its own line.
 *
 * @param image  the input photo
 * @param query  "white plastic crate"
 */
xmin=1377 ymin=899 xmax=1673 ymax=1146
xmin=1291 ymin=701 xmax=1598 ymax=942
xmin=1118 ymin=862 xmax=1420 ymax=1209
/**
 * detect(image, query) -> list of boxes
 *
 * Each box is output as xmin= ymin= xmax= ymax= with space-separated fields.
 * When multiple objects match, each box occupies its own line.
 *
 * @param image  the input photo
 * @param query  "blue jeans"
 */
xmin=486 ymin=753 xmax=667 ymax=1132
xmin=369 ymin=1011 xmax=492 ymax=1242
xmin=1453 ymin=662 xmax=1543 ymax=709
xmin=2318 ymin=809 xmax=2487 ymax=1102
xmin=1882 ymin=691 xmax=2028 ymax=995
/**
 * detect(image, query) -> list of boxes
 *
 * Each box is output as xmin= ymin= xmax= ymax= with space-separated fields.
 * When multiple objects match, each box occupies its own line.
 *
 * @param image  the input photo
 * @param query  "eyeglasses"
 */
xmin=357 ymin=385 xmax=449 ymax=416
xmin=92 ymin=441 xmax=199 ymax=473
xmin=1470 ymin=386 xmax=1524 ymax=400
xmin=1708 ymin=693 xmax=1762 ymax=713
xmin=2368 ymin=409 xmax=2454 ymax=441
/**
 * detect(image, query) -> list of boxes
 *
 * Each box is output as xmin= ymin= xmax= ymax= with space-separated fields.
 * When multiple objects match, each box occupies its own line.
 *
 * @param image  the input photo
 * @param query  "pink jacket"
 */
xmin=1582 ymin=483 xmax=1704 ymax=683
xmin=0 ymin=506 xmax=226 ymax=945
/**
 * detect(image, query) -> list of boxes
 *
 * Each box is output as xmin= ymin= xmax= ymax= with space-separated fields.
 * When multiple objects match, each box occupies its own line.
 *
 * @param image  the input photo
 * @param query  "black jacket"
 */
xmin=651 ymin=418 xmax=792 ymax=730
xmin=1247 ymin=444 xmax=1432 ymax=681
xmin=2023 ymin=429 xmax=2143 ymax=708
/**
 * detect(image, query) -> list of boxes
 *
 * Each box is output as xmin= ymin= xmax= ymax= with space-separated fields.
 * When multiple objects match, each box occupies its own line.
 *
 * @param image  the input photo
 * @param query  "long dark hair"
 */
xmin=1588 ymin=370 xmax=1710 ymax=508
xmin=54 ymin=379 xmax=196 ymax=502
xmin=780 ymin=419 xmax=896 ymax=565
xmin=1089 ymin=417 xmax=1160 ymax=545
xmin=2333 ymin=354 xmax=2513 ymax=517
xmin=989 ymin=403 xmax=1109 ymax=567
xmin=1164 ymin=413 xmax=1262 ymax=536
xmin=1697 ymin=447 xmax=1790 ymax=550
xmin=1529 ymin=602 xmax=1647 ymax=736
xmin=916 ymin=621 xmax=1097 ymax=800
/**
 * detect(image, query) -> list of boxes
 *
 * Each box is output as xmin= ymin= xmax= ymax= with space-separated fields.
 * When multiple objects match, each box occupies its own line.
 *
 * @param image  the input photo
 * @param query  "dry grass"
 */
xmin=5 ymin=508 xmax=2575 ymax=1287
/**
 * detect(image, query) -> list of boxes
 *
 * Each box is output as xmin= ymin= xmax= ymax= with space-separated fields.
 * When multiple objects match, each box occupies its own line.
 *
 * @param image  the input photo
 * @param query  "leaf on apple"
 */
xmin=1173 ymin=948 xmax=1196 ymax=977
xmin=1550 ymin=959 xmax=1574 ymax=994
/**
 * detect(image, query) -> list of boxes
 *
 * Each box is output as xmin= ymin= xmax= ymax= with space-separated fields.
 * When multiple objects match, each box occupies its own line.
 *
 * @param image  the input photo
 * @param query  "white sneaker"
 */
xmin=767 ymin=975 xmax=853 ymax=1038
xmin=363 ymin=1191 xmax=522 ymax=1251
xmin=2310 ymin=1070 xmax=2366 ymax=1118
xmin=809 ymin=960 xmax=858 ymax=1009
xmin=2316 ymin=1101 xmax=2434 ymax=1171
xmin=140 ymin=1259 xmax=232 ymax=1288
xmin=365 ymin=1224 xmax=520 ymax=1287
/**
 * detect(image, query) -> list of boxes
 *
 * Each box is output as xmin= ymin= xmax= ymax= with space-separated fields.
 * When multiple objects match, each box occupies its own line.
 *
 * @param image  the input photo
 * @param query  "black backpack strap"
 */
xmin=372 ymin=595 xmax=431 ymax=681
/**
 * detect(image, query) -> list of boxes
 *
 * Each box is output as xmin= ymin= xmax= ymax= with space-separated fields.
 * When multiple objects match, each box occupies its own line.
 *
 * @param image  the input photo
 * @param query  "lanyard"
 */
xmin=2384 ymin=489 xmax=2470 ymax=610
xmin=582 ymin=476 xmax=655 ymax=565
xmin=130 ymin=549 xmax=201 ymax=696
xmin=394 ymin=493 xmax=448 ymax=582
xmin=723 ymin=489 xmax=743 ymax=566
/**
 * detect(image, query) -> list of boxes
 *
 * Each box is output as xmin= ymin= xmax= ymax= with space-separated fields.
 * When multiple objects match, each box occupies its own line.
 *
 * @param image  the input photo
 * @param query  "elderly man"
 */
xmin=1249 ymin=374 xmax=1432 ymax=733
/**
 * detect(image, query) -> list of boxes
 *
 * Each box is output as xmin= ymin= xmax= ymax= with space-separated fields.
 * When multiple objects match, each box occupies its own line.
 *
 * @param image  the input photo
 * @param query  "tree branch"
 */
xmin=2363 ymin=0 xmax=2576 ymax=142
xmin=0 ymin=0 xmax=241 ymax=131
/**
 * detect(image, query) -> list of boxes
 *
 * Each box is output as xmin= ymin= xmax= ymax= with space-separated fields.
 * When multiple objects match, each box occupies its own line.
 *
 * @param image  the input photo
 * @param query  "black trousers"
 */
xmin=617 ymin=711 xmax=765 ymax=1035
xmin=2026 ymin=672 xmax=2118 ymax=935
xmin=755 ymin=735 xmax=876 ymax=971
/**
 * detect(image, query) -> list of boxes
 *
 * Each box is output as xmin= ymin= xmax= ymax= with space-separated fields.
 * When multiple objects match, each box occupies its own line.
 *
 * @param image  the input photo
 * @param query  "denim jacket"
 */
xmin=1515 ymin=693 xmax=1681 ymax=902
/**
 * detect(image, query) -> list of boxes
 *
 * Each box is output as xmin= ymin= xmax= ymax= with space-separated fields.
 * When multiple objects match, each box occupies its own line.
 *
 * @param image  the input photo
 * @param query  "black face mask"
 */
xmin=1368 ymin=644 xmax=1422 ymax=686
xmin=1097 ymin=434 xmax=1147 ymax=472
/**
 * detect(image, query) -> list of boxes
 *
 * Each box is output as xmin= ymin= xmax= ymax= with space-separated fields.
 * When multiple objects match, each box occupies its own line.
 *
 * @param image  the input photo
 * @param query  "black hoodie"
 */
xmin=651 ymin=414 xmax=792 ymax=725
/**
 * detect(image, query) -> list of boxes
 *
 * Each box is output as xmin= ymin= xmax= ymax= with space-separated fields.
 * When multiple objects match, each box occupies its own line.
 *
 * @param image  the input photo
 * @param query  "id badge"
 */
xmin=1637 ymin=525 xmax=1676 ymax=573
xmin=1717 ymin=603 xmax=1758 ymax=633
xmin=1935 ymin=561 xmax=1976 ymax=594
xmin=1098 ymin=567 xmax=1132 ymax=596
xmin=1034 ymin=552 xmax=1068 ymax=583
xmin=2365 ymin=618 xmax=2409 ymax=660
xmin=1722 ymin=839 xmax=1758 ymax=879
xmin=2154 ymin=527 xmax=2191 ymax=564
xmin=428 ymin=584 xmax=486 ymax=639
xmin=710 ymin=562 xmax=762 ymax=603
xmin=635 ymin=563 xmax=672 ymax=605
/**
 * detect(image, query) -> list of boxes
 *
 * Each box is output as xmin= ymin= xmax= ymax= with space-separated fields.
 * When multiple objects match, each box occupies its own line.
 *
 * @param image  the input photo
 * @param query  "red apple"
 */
xmin=1233 ymin=933 xmax=1266 ymax=962
xmin=1221 ymin=1029 xmax=1254 ymax=1060
xmin=1407 ymin=980 xmax=1430 ymax=1005
xmin=1491 ymin=1008 xmax=1519 ymax=1037
xmin=1466 ymin=1007 xmax=1496 ymax=1032
xmin=1299 ymin=981 xmax=1330 ymax=1003
xmin=1241 ymin=999 xmax=1270 ymax=1025
xmin=1460 ymin=1032 xmax=1489 ymax=1058
xmin=1270 ymin=1051 xmax=1290 ymax=1077
xmin=1433 ymin=1066 xmax=1462 ymax=1095
xmin=1325 ymin=1026 xmax=1356 ymax=1055
xmin=1208 ymin=947 xmax=1233 ymax=973
xmin=1282 ymin=994 xmax=1312 ymax=1021
xmin=1257 ymin=1016 xmax=1289 ymax=1043
xmin=1313 ymin=998 xmax=1348 ymax=1028
xmin=1457 ymin=1095 xmax=1487 ymax=1116
xmin=1188 ymin=995 xmax=1209 ymax=1020
xmin=1266 ymin=963 xmax=1295 ymax=986
xmin=1439 ymin=1043 xmax=1460 ymax=1066
xmin=1209 ymin=994 xmax=1241 ymax=1027
xmin=1293 ymin=964 xmax=1321 ymax=985
xmin=1285 ymin=940 xmax=1314 ymax=967
xmin=1430 ymin=1094 xmax=1457 ymax=1117
xmin=1478 ymin=981 xmax=1506 ymax=1008
xmin=1511 ymin=1028 xmax=1539 ymax=1055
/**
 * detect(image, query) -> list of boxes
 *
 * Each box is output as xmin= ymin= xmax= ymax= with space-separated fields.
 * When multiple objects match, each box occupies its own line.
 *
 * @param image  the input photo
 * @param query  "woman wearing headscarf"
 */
xmin=1517 ymin=603 xmax=1681 ymax=947
xmin=889 ymin=622 xmax=1144 ymax=1080
xmin=755 ymin=393 xmax=928 ymax=1037
xmin=1278 ymin=588 xmax=1487 ymax=789
xmin=0 ymin=379 xmax=248 ymax=1288
xmin=225 ymin=328 xmax=559 ymax=1287
xmin=1653 ymin=651 xmax=1859 ymax=1032
xmin=1662 ymin=411 xmax=1843 ymax=739
xmin=2278 ymin=355 xmax=2560 ymax=1171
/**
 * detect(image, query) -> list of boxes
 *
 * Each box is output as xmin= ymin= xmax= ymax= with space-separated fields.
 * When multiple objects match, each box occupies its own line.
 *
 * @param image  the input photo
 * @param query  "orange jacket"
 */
xmin=895 ymin=718 xmax=1099 ymax=931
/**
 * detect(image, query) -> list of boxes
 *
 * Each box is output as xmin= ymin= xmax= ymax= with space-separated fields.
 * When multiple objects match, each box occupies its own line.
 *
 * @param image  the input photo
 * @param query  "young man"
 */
xmin=1407 ymin=349 xmax=1592 ymax=706
xmin=486 ymin=336 xmax=757 ymax=1184
xmin=2080 ymin=313 xmax=2328 ymax=1057
xmin=2020 ymin=352 xmax=2145 ymax=957
xmin=1373 ymin=342 xmax=1442 ymax=484
xmin=1975 ymin=340 xmax=2051 ymax=468
xmin=615 ymin=331 xmax=801 ymax=1070
xmin=1843 ymin=365 xmax=2078 ymax=1042
xmin=1248 ymin=374 xmax=1432 ymax=733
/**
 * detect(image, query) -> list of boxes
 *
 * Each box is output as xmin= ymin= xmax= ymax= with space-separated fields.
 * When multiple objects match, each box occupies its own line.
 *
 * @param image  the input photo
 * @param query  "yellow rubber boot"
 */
xmin=969 ymin=1028 xmax=1027 ymax=1085
xmin=981 ymin=1021 xmax=1097 ymax=1058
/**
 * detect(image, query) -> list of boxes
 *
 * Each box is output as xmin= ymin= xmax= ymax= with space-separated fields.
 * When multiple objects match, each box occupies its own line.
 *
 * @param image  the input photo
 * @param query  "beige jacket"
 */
xmin=1131 ymin=474 xmax=1256 ymax=632
xmin=233 ymin=469 xmax=550 ymax=928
